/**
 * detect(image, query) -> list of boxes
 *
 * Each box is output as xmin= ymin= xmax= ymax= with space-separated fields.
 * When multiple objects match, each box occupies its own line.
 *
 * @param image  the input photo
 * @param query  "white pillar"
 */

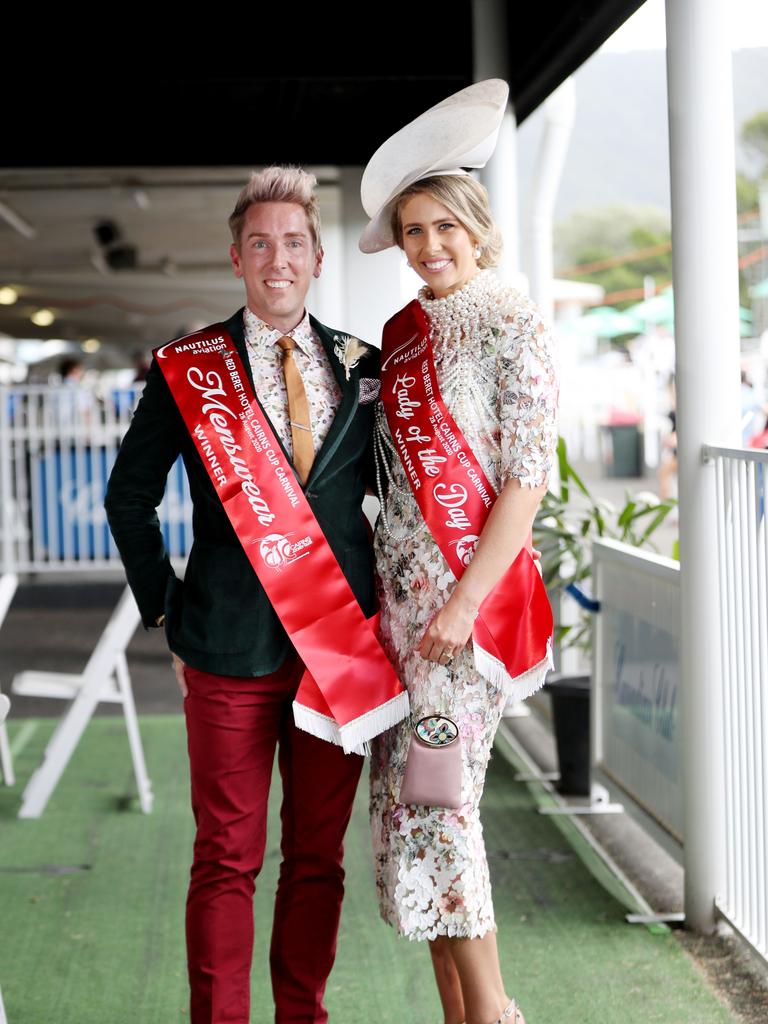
xmin=472 ymin=0 xmax=521 ymax=283
xmin=484 ymin=110 xmax=521 ymax=282
xmin=338 ymin=167 xmax=403 ymax=348
xmin=524 ymin=79 xmax=575 ymax=322
xmin=666 ymin=0 xmax=741 ymax=933
xmin=310 ymin=182 xmax=345 ymax=329
xmin=312 ymin=170 xmax=404 ymax=346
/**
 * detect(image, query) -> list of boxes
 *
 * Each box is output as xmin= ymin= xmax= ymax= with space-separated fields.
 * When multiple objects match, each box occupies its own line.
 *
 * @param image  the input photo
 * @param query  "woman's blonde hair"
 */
xmin=390 ymin=174 xmax=502 ymax=268
xmin=228 ymin=166 xmax=322 ymax=251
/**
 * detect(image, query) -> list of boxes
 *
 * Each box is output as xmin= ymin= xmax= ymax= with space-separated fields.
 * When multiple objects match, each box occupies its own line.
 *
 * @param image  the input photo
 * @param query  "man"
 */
xmin=105 ymin=167 xmax=384 ymax=1024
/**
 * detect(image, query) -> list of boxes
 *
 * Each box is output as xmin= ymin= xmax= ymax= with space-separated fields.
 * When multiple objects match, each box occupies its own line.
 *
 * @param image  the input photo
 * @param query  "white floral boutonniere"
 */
xmin=333 ymin=334 xmax=368 ymax=381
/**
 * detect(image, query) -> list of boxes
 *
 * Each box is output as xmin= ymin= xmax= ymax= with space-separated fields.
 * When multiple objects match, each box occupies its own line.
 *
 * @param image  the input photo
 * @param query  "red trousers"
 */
xmin=183 ymin=656 xmax=364 ymax=1024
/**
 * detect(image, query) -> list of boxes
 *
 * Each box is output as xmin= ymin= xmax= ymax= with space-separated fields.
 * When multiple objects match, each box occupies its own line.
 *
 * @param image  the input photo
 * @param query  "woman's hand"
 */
xmin=418 ymin=591 xmax=478 ymax=663
xmin=418 ymin=545 xmax=543 ymax=663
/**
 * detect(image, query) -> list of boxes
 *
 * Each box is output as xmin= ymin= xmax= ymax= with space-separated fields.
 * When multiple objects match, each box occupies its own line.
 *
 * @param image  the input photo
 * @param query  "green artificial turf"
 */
xmin=0 ymin=716 xmax=737 ymax=1023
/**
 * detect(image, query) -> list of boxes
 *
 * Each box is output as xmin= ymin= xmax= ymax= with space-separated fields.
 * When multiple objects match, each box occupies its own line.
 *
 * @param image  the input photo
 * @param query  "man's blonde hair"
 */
xmin=391 ymin=174 xmax=502 ymax=268
xmin=228 ymin=166 xmax=322 ymax=250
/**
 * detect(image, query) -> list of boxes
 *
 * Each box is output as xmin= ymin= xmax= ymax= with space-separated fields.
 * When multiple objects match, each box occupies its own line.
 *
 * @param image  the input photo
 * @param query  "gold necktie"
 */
xmin=277 ymin=335 xmax=314 ymax=484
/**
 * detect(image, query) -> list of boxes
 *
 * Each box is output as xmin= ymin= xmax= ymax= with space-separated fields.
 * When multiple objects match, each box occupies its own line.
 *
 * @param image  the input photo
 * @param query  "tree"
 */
xmin=736 ymin=172 xmax=759 ymax=214
xmin=555 ymin=205 xmax=672 ymax=307
xmin=736 ymin=112 xmax=767 ymax=314
xmin=741 ymin=111 xmax=768 ymax=179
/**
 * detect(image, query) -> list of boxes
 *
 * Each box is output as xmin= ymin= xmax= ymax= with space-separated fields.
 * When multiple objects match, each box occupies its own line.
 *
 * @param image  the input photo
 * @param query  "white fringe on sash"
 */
xmin=292 ymin=689 xmax=410 ymax=757
xmin=338 ymin=689 xmax=410 ymax=753
xmin=473 ymin=636 xmax=554 ymax=705
xmin=291 ymin=703 xmax=343 ymax=745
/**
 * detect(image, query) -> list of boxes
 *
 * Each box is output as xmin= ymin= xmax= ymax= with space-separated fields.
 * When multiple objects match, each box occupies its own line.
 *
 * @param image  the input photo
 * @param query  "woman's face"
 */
xmin=399 ymin=193 xmax=479 ymax=299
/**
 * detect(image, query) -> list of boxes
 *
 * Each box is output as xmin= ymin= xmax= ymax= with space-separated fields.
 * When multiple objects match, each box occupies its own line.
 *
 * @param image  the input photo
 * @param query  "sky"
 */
xmin=601 ymin=0 xmax=768 ymax=52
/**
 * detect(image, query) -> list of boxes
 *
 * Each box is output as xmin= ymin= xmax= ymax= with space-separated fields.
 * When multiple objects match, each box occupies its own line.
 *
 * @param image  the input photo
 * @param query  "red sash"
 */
xmin=157 ymin=324 xmax=408 ymax=752
xmin=380 ymin=300 xmax=553 ymax=700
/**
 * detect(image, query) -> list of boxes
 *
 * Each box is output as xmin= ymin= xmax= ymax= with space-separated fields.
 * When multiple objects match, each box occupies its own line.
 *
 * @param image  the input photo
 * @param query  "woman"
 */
xmin=360 ymin=83 xmax=558 ymax=1024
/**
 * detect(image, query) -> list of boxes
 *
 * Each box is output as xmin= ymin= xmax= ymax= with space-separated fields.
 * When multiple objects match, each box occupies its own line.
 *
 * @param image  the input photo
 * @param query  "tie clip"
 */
xmin=290 ymin=421 xmax=312 ymax=432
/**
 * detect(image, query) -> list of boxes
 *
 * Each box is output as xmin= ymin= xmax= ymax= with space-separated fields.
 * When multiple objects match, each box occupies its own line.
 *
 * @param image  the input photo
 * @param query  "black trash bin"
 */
xmin=544 ymin=674 xmax=591 ymax=796
xmin=600 ymin=423 xmax=643 ymax=478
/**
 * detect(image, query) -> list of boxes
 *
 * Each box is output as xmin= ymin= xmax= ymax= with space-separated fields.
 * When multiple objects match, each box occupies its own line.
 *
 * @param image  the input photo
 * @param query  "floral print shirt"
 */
xmin=243 ymin=306 xmax=342 ymax=457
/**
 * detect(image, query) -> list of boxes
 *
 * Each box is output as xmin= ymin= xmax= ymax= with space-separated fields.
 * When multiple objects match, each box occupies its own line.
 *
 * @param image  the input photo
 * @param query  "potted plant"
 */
xmin=531 ymin=439 xmax=676 ymax=794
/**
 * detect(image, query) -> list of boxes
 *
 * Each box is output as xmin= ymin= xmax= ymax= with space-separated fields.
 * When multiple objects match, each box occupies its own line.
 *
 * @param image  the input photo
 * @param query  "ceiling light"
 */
xmin=81 ymin=338 xmax=101 ymax=353
xmin=31 ymin=309 xmax=55 ymax=327
xmin=0 ymin=286 xmax=18 ymax=305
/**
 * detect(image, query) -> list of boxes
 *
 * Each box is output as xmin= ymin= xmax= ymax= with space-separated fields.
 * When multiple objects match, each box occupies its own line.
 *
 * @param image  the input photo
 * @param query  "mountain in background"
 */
xmin=517 ymin=48 xmax=768 ymax=224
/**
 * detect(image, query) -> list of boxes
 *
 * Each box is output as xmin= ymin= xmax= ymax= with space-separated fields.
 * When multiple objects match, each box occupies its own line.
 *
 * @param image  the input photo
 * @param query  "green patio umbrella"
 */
xmin=577 ymin=305 xmax=644 ymax=338
xmin=625 ymin=288 xmax=675 ymax=328
xmin=627 ymin=288 xmax=754 ymax=331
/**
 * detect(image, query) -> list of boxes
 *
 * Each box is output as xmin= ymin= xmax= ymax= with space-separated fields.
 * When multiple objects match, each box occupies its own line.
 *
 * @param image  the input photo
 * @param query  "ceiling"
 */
xmin=0 ymin=166 xmax=340 ymax=351
xmin=1 ymin=2 xmax=644 ymax=356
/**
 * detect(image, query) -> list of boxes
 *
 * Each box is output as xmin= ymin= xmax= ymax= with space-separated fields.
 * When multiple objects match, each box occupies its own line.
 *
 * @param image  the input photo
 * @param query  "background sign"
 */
xmin=593 ymin=539 xmax=682 ymax=841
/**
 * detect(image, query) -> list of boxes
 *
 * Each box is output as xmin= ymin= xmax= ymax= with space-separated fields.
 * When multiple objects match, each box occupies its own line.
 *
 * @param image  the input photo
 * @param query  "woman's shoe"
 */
xmin=492 ymin=1000 xmax=523 ymax=1024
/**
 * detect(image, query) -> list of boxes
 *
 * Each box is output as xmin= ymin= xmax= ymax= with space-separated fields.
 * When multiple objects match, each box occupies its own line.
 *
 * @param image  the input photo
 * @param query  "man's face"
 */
xmin=230 ymin=202 xmax=323 ymax=332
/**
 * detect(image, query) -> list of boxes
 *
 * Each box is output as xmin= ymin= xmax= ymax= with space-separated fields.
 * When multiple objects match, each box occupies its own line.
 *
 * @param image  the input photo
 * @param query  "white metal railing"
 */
xmin=0 ymin=384 xmax=193 ymax=573
xmin=706 ymin=444 xmax=768 ymax=961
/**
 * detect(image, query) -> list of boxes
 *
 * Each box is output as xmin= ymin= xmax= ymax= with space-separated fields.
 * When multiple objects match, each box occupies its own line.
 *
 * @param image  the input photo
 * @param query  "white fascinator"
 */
xmin=359 ymin=79 xmax=509 ymax=254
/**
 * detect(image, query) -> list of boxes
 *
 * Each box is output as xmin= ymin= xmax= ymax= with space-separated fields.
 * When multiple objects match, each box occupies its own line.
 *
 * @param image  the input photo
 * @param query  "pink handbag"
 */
xmin=398 ymin=715 xmax=463 ymax=808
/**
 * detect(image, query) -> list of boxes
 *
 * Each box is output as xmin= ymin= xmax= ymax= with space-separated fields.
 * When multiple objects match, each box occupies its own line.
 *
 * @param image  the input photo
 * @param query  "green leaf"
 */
xmin=542 ymin=448 xmax=676 ymax=655
xmin=625 ymin=496 xmax=676 ymax=523
xmin=566 ymin=460 xmax=592 ymax=499
xmin=638 ymin=504 xmax=673 ymax=545
xmin=557 ymin=437 xmax=570 ymax=503
xmin=617 ymin=500 xmax=637 ymax=528
xmin=534 ymin=525 xmax=580 ymax=541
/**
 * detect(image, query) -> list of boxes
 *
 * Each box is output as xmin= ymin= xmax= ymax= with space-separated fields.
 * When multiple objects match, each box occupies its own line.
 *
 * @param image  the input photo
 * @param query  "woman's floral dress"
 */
xmin=370 ymin=270 xmax=558 ymax=941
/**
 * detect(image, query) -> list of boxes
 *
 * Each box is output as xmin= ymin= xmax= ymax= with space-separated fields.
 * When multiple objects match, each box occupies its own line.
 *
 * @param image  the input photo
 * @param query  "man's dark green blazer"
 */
xmin=104 ymin=307 xmax=379 ymax=677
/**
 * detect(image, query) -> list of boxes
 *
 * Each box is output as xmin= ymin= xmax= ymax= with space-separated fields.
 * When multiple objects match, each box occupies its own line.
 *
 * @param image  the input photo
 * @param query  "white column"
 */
xmin=338 ymin=166 xmax=403 ymax=348
xmin=524 ymin=79 xmax=575 ymax=322
xmin=310 ymin=182 xmax=345 ymax=329
xmin=484 ymin=110 xmax=521 ymax=283
xmin=472 ymin=0 xmax=521 ymax=283
xmin=666 ymin=0 xmax=741 ymax=933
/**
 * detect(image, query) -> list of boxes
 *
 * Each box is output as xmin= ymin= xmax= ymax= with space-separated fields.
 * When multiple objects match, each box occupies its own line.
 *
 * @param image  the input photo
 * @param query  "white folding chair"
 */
xmin=0 ymin=573 xmax=18 ymax=787
xmin=11 ymin=586 xmax=152 ymax=818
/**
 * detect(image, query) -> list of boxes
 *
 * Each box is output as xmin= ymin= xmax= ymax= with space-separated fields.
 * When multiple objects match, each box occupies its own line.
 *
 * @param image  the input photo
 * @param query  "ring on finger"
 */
xmin=439 ymin=649 xmax=454 ymax=663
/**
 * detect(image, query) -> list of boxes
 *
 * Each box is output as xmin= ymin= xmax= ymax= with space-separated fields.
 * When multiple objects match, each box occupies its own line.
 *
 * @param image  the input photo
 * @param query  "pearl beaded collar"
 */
xmin=417 ymin=269 xmax=504 ymax=343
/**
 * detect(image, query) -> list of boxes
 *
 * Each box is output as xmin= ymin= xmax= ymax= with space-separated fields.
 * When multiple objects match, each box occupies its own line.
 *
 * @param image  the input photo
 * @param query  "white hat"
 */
xmin=359 ymin=79 xmax=509 ymax=254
